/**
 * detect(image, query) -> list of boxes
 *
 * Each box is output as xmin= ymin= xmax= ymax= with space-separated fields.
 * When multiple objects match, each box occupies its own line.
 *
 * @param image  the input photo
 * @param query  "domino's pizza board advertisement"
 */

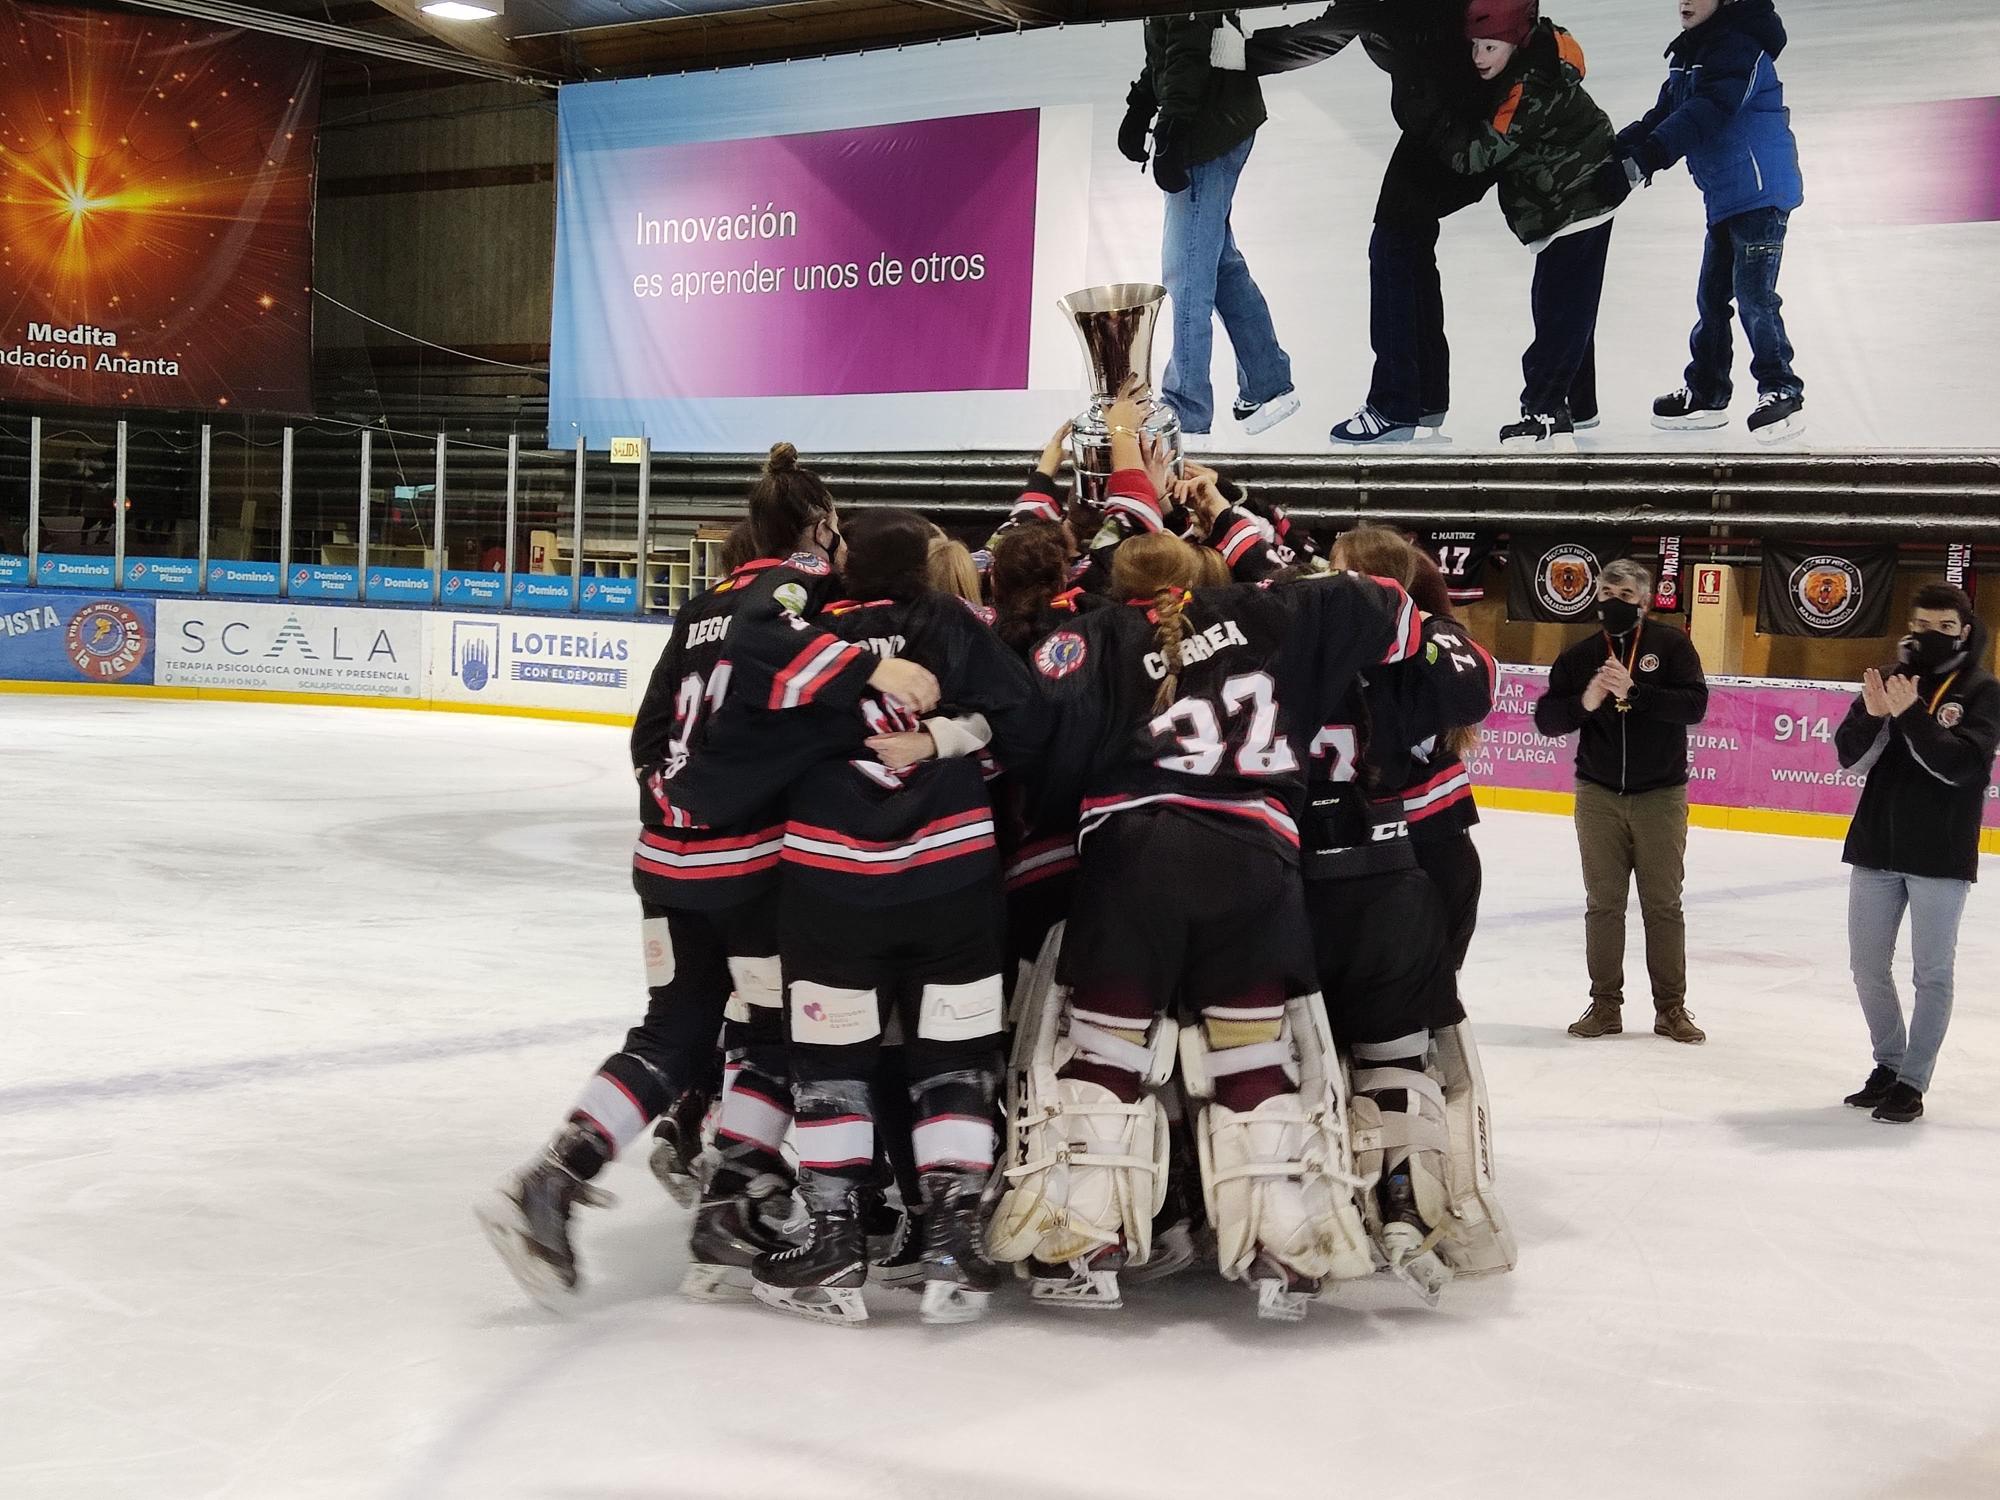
xmin=0 ymin=591 xmax=156 ymax=685
xmin=155 ymin=601 xmax=424 ymax=698
xmin=430 ymin=613 xmax=673 ymax=715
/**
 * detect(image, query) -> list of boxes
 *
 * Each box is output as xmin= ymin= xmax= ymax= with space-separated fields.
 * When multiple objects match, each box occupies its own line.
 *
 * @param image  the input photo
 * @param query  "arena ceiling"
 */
xmin=109 ymin=0 xmax=1259 ymax=87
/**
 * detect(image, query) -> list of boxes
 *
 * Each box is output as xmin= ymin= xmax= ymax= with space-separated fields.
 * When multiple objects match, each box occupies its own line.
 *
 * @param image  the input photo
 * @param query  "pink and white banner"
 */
xmin=1476 ymin=668 xmax=2000 ymax=828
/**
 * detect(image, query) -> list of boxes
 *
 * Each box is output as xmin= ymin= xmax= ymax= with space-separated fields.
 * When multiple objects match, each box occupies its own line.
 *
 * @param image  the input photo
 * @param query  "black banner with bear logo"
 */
xmin=1756 ymin=540 xmax=1897 ymax=637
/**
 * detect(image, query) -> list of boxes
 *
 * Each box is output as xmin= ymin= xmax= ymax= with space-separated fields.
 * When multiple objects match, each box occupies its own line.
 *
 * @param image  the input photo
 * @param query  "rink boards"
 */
xmin=4 ymin=587 xmax=1996 ymax=852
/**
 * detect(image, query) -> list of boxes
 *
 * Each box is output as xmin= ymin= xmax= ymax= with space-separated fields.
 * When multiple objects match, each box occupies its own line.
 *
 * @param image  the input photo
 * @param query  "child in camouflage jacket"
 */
xmin=1448 ymin=0 xmax=1626 ymax=448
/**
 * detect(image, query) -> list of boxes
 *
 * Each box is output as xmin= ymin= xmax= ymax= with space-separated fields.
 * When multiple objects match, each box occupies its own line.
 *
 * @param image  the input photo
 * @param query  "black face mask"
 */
xmin=1599 ymin=598 xmax=1642 ymax=636
xmin=1900 ymin=629 xmax=1962 ymax=674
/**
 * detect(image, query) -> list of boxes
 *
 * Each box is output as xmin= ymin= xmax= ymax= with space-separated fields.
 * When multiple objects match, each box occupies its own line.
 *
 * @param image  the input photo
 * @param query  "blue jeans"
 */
xmin=1161 ymin=134 xmax=1291 ymax=435
xmin=1847 ymin=865 xmax=1970 ymax=1093
xmin=1685 ymin=206 xmax=1801 ymax=404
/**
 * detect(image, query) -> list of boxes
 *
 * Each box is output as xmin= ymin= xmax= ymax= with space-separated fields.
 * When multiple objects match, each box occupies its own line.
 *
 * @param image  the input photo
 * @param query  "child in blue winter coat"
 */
xmin=1611 ymin=0 xmax=1805 ymax=441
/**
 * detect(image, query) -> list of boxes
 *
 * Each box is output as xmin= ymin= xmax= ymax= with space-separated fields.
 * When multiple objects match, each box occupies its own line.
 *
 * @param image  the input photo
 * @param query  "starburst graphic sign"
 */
xmin=0 ymin=1 xmax=320 ymax=412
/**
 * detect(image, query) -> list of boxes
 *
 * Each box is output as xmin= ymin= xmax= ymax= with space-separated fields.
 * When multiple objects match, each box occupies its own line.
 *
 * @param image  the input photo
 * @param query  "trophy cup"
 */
xmin=1057 ymin=282 xmax=1183 ymax=507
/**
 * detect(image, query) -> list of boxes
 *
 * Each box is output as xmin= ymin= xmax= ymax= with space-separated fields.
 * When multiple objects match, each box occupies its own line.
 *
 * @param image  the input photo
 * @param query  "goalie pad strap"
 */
xmin=1352 ymin=1066 xmax=1447 ymax=1112
xmin=1067 ymin=1018 xmax=1156 ymax=1076
xmin=1206 ymin=1039 xmax=1294 ymax=1079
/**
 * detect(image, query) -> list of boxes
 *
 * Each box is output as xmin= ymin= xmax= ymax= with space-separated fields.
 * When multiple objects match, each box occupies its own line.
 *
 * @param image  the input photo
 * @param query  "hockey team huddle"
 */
xmin=478 ymin=401 xmax=1516 ymax=1326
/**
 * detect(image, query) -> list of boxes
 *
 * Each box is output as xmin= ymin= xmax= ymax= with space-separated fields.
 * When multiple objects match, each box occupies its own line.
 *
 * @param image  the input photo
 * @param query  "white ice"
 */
xmin=5 ymin=697 xmax=1999 ymax=1499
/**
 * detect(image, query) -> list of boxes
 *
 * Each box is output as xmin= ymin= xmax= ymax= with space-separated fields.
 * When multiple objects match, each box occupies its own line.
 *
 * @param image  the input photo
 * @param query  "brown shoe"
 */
xmin=1567 ymin=1001 xmax=1622 ymax=1038
xmin=1654 ymin=1005 xmax=1706 ymax=1045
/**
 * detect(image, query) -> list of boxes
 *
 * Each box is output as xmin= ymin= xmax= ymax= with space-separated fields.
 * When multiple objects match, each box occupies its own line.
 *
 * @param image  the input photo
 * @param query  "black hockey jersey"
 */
xmin=1032 ymin=562 xmax=1422 ymax=862
xmin=1419 ymin=529 xmax=1498 ymax=604
xmin=665 ymin=588 xmax=1045 ymax=907
xmin=632 ymin=555 xmax=876 ymax=910
xmin=1305 ymin=615 xmax=1498 ymax=880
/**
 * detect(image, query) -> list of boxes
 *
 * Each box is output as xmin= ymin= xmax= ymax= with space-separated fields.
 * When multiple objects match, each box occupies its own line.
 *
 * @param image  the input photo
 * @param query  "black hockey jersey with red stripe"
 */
xmin=1031 ymin=540 xmax=1421 ymax=860
xmin=1304 ymin=615 xmax=1497 ymax=879
xmin=632 ymin=555 xmax=876 ymax=910
xmin=665 ymin=588 xmax=1045 ymax=907
xmin=1366 ymin=618 xmax=1497 ymax=843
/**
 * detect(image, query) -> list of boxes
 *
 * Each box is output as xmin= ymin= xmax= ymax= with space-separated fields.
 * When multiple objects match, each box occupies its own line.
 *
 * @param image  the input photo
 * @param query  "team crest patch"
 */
xmin=1790 ymin=555 xmax=1864 ymax=632
xmin=1638 ymin=653 xmax=1661 ymax=673
xmin=1939 ymin=702 xmax=1965 ymax=728
xmin=1535 ymin=544 xmax=1600 ymax=620
xmin=65 ymin=602 xmax=148 ymax=681
xmin=782 ymin=552 xmax=830 ymax=576
xmin=773 ymin=581 xmax=810 ymax=615
xmin=1034 ymin=630 xmax=1088 ymax=679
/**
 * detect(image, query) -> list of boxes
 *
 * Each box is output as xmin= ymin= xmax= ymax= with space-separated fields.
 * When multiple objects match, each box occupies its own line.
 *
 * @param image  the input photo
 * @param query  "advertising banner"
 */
xmin=1504 ymin=535 xmax=1631 ymax=625
xmin=0 ymin=590 xmax=155 ymax=684
xmin=38 ymin=554 xmax=115 ymax=589
xmin=547 ymin=12 xmax=2000 ymax=455
xmin=579 ymin=575 xmax=640 ymax=614
xmin=366 ymin=566 xmax=436 ymax=604
xmin=441 ymin=571 xmax=505 ymax=609
xmin=511 ymin=574 xmax=576 ymax=611
xmin=157 ymin=601 xmax=423 ymax=698
xmin=0 ymin=0 xmax=320 ymax=413
xmin=123 ymin=557 xmax=201 ymax=593
xmin=288 ymin=564 xmax=361 ymax=602
xmin=1474 ymin=667 xmax=2000 ymax=831
xmin=431 ymin=612 xmax=673 ymax=716
xmin=0 ymin=554 xmax=28 ymax=586
xmin=208 ymin=560 xmax=283 ymax=597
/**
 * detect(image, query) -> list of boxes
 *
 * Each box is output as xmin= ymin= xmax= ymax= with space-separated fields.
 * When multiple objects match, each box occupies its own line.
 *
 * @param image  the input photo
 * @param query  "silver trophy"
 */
xmin=1057 ymin=282 xmax=1183 ymax=507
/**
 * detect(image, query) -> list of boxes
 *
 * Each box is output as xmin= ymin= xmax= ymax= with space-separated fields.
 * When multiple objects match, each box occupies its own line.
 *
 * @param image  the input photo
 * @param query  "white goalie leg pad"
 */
xmin=1432 ymin=1021 xmax=1518 ymax=1276
xmin=1186 ymin=997 xmax=1375 ymax=1285
xmin=1350 ymin=1040 xmax=1454 ymax=1236
xmin=990 ymin=930 xmax=1171 ymax=1269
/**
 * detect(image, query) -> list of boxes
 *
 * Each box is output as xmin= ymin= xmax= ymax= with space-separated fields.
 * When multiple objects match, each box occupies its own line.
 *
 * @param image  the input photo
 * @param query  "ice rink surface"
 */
xmin=6 ymin=697 xmax=2000 ymax=1499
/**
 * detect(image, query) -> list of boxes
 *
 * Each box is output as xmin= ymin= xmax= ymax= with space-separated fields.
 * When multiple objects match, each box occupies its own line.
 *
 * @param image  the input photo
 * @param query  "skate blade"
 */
xmin=1500 ymin=433 xmax=1577 ymax=453
xmin=751 ymin=1278 xmax=869 ymax=1326
xmin=1752 ymin=415 xmax=1805 ymax=444
xmin=679 ymin=1262 xmax=755 ymax=1303
xmin=1255 ymin=1279 xmax=1313 ymax=1323
xmin=1651 ymin=413 xmax=1730 ymax=432
xmin=1028 ymin=1268 xmax=1122 ymax=1311
xmin=1124 ymin=1222 xmax=1195 ymax=1285
xmin=920 ymin=1281 xmax=993 ymax=1325
xmin=1386 ymin=1253 xmax=1451 ymax=1309
xmin=474 ymin=1195 xmax=575 ymax=1311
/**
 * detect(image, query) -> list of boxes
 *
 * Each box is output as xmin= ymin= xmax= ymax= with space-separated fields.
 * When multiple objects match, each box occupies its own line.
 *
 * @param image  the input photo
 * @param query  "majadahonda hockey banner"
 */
xmin=548 ymin=9 xmax=2000 ymax=455
xmin=0 ymin=1 xmax=320 ymax=413
xmin=1504 ymin=534 xmax=1631 ymax=625
xmin=1756 ymin=540 xmax=1898 ymax=638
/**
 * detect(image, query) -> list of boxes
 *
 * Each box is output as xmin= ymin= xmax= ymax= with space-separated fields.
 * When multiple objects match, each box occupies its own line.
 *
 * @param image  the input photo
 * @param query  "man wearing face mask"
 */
xmin=1534 ymin=558 xmax=1710 ymax=1043
xmin=1832 ymin=583 xmax=2000 ymax=1124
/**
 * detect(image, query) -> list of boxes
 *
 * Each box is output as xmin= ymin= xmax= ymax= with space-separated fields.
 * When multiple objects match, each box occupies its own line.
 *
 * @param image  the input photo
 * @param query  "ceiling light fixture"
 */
xmin=421 ymin=1 xmax=501 ymax=20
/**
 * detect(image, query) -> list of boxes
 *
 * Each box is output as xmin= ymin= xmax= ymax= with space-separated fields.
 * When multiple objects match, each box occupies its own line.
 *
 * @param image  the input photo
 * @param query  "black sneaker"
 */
xmin=1872 ymin=1082 xmax=1924 ymax=1124
xmin=1499 ymin=412 xmax=1576 ymax=450
xmin=1652 ymin=385 xmax=1729 ymax=430
xmin=1747 ymin=389 xmax=1806 ymax=443
xmin=1330 ymin=404 xmax=1416 ymax=445
xmin=1843 ymin=1066 xmax=1897 ymax=1109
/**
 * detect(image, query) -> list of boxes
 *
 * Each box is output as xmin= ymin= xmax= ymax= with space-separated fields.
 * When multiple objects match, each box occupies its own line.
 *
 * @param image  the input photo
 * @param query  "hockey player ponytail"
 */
xmin=1111 ymin=532 xmax=1202 ymax=712
xmin=746 ymin=441 xmax=836 ymax=560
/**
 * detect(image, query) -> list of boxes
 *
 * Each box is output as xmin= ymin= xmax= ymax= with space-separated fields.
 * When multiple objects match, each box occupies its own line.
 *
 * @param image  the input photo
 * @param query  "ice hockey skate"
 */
xmin=752 ymin=1193 xmax=871 ymax=1325
xmin=646 ymin=1086 xmax=714 ymax=1208
xmin=475 ymin=1125 xmax=617 ymax=1309
xmin=681 ymin=1171 xmax=795 ymax=1302
xmin=917 ymin=1171 xmax=1002 ymax=1324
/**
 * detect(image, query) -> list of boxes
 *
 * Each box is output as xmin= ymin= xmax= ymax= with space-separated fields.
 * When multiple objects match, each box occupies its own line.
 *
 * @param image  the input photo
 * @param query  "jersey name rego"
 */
xmin=1143 ymin=618 xmax=1250 ymax=680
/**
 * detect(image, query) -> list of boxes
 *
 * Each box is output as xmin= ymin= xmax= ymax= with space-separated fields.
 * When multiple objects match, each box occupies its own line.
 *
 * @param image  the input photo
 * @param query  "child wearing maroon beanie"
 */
xmin=1449 ymin=0 xmax=1627 ymax=449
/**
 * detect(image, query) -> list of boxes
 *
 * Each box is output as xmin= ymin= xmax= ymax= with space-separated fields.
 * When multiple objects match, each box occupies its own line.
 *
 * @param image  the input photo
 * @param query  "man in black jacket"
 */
xmin=1533 ymin=558 xmax=1709 ymax=1042
xmin=1120 ymin=13 xmax=1298 ymax=440
xmin=1833 ymin=584 xmax=2000 ymax=1124
xmin=1240 ymin=0 xmax=1517 ymax=444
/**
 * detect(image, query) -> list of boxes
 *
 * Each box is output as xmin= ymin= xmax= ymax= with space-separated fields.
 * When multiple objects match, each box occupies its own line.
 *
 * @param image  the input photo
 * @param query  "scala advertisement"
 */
xmin=550 ymin=8 xmax=2000 ymax=454
xmin=0 ymin=0 xmax=320 ymax=413
xmin=156 ymin=601 xmax=424 ymax=698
